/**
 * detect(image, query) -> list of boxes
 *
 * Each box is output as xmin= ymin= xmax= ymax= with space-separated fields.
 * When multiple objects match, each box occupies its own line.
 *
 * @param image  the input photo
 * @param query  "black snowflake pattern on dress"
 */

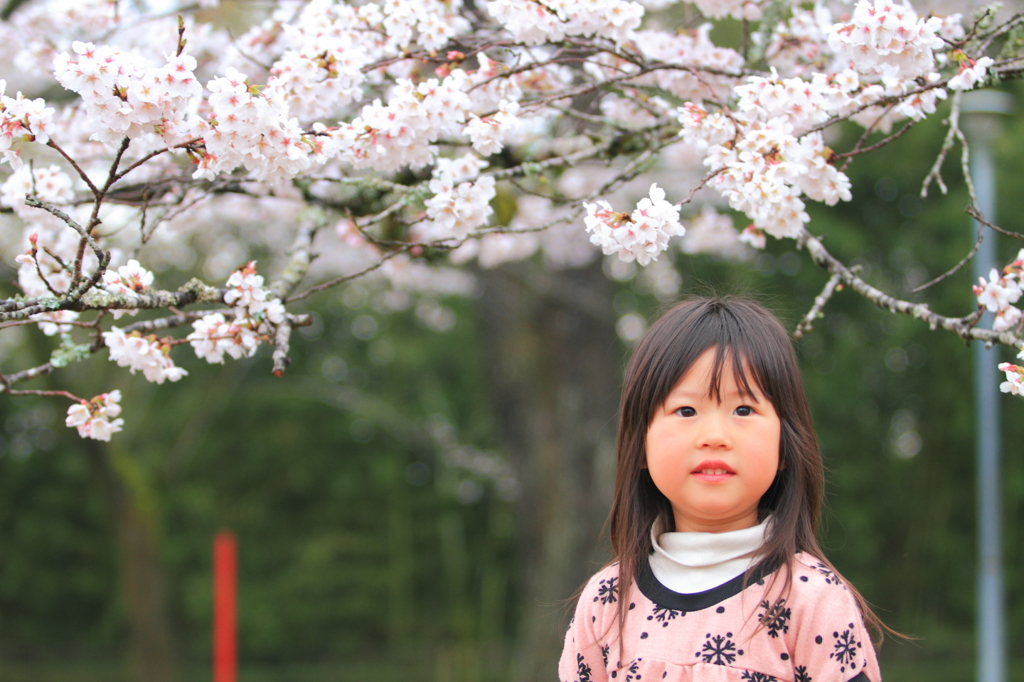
xmin=647 ymin=605 xmax=683 ymax=628
xmin=594 ymin=576 xmax=619 ymax=604
xmin=812 ymin=562 xmax=844 ymax=587
xmin=794 ymin=665 xmax=812 ymax=682
xmin=697 ymin=632 xmax=740 ymax=665
xmin=757 ymin=599 xmax=791 ymax=638
xmin=829 ymin=626 xmax=861 ymax=673
xmin=601 ymin=644 xmax=610 ymax=668
xmin=623 ymin=658 xmax=642 ymax=682
xmin=576 ymin=653 xmax=593 ymax=682
xmin=740 ymin=672 xmax=779 ymax=682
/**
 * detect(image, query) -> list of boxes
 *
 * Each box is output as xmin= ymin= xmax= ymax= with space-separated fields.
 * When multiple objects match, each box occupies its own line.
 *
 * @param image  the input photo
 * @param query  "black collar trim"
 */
xmin=636 ymin=557 xmax=778 ymax=611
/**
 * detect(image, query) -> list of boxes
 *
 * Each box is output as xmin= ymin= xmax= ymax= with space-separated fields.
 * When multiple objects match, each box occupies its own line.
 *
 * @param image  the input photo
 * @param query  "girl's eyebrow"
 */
xmin=667 ymin=387 xmax=763 ymax=401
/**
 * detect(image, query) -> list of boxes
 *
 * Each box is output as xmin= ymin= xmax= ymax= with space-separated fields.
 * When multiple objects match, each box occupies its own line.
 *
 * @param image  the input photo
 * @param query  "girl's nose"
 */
xmin=698 ymin=414 xmax=731 ymax=449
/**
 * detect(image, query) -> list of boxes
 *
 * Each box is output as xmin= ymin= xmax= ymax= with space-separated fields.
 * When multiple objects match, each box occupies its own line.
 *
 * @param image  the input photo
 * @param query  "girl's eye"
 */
xmin=675 ymin=406 xmax=696 ymax=417
xmin=735 ymin=405 xmax=754 ymax=416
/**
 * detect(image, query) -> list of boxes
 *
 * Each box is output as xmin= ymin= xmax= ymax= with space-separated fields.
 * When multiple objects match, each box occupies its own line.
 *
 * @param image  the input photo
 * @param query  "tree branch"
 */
xmin=797 ymin=226 xmax=1023 ymax=349
xmin=793 ymin=272 xmax=843 ymax=339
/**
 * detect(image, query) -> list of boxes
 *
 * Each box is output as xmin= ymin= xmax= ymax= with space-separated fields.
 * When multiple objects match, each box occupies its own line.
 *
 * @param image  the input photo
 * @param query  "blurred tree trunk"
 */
xmin=476 ymin=260 xmax=619 ymax=682
xmin=86 ymin=441 xmax=177 ymax=682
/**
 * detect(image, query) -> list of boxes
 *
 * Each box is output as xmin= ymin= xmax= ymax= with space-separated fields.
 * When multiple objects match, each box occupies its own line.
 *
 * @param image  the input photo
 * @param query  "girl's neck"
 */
xmin=648 ymin=516 xmax=770 ymax=593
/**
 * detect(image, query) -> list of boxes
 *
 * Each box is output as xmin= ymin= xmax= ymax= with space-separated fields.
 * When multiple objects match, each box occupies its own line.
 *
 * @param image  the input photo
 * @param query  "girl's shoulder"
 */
xmin=790 ymin=552 xmax=854 ymax=593
xmin=578 ymin=562 xmax=624 ymax=606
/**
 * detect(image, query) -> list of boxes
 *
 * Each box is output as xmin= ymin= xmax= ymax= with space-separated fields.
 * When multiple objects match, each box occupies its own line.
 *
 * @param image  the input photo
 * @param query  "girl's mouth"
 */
xmin=692 ymin=460 xmax=735 ymax=481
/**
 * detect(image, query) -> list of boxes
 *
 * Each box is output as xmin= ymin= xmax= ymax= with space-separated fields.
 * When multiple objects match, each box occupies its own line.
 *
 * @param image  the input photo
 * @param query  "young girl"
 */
xmin=559 ymin=297 xmax=885 ymax=682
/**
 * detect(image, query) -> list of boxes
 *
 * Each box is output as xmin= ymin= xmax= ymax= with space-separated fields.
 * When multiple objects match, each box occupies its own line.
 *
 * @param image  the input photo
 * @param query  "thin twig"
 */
xmin=955 ymin=125 xmax=978 ymax=209
xmin=46 ymin=140 xmax=100 ymax=196
xmin=912 ymin=217 xmax=984 ymax=292
xmin=966 ymin=204 xmax=1024 ymax=240
xmin=793 ymin=273 xmax=843 ymax=339
xmin=921 ymin=91 xmax=962 ymax=198
xmin=835 ymin=117 xmax=917 ymax=170
xmin=1 ymin=387 xmax=84 ymax=401
xmin=285 ymin=248 xmax=408 ymax=303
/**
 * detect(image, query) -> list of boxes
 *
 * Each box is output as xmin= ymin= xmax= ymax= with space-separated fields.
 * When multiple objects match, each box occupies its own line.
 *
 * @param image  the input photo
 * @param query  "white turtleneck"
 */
xmin=648 ymin=517 xmax=770 ymax=594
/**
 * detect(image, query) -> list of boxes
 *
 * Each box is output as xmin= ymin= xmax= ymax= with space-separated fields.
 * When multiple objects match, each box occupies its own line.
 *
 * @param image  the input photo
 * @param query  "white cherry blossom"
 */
xmin=65 ymin=390 xmax=124 ymax=441
xmin=584 ymin=183 xmax=684 ymax=265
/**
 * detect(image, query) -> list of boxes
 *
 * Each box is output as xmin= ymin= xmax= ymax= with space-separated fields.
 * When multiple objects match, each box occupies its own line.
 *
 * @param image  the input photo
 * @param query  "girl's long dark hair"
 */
xmin=607 ymin=296 xmax=888 ymax=647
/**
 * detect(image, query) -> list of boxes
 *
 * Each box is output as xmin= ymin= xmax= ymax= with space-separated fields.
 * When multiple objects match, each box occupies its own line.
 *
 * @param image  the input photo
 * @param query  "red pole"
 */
xmin=213 ymin=531 xmax=237 ymax=682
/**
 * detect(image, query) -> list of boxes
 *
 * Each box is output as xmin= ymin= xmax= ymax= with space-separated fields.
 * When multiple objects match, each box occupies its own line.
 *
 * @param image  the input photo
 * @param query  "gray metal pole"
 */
xmin=961 ymin=90 xmax=1013 ymax=682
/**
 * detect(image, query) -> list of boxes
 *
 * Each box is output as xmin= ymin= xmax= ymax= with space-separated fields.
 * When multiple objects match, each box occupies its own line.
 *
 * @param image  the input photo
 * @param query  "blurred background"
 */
xmin=2 ymin=38 xmax=1024 ymax=682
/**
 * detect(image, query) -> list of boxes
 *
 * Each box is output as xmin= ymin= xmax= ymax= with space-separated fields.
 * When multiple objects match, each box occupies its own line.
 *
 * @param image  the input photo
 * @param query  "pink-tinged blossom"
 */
xmin=188 ymin=262 xmax=284 ymax=364
xmin=66 ymin=390 xmax=124 ymax=441
xmin=101 ymin=259 xmax=155 ymax=319
xmin=764 ymin=6 xmax=835 ymax=76
xmin=466 ymin=53 xmax=524 ymax=112
xmin=195 ymin=68 xmax=336 ymax=182
xmin=993 ymin=306 xmax=1023 ymax=333
xmin=1 ymin=165 xmax=74 ymax=214
xmin=678 ymin=103 xmax=735 ymax=149
xmin=584 ymin=184 xmax=684 ymax=266
xmin=706 ymin=118 xmax=809 ymax=238
xmin=998 ymin=363 xmax=1024 ymax=396
xmin=680 ymin=205 xmax=750 ymax=260
xmin=31 ymin=310 xmax=80 ymax=336
xmin=223 ymin=261 xmax=286 ymax=326
xmin=973 ymin=269 xmax=1021 ymax=313
xmin=0 ymin=80 xmax=55 ymax=168
xmin=102 ymin=259 xmax=154 ymax=296
xmin=739 ymin=224 xmax=767 ymax=250
xmin=827 ymin=0 xmax=945 ymax=81
xmin=689 ymin=0 xmax=761 ymax=21
xmin=423 ymin=173 xmax=496 ymax=241
xmin=629 ymin=25 xmax=743 ymax=101
xmin=948 ymin=54 xmax=993 ymax=91
xmin=449 ymin=231 xmax=540 ymax=269
xmin=103 ymin=326 xmax=188 ymax=384
xmin=53 ymin=42 xmax=202 ymax=147
xmin=465 ymin=100 xmax=520 ymax=156
xmin=798 ymin=134 xmax=852 ymax=205
xmin=339 ymin=71 xmax=472 ymax=173
xmin=187 ymin=313 xmax=262 ymax=364
xmin=485 ymin=0 xmax=644 ymax=46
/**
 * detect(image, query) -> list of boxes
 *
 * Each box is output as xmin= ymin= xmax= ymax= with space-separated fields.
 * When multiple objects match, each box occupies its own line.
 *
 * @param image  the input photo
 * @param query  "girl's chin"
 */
xmin=672 ymin=510 xmax=760 ymax=533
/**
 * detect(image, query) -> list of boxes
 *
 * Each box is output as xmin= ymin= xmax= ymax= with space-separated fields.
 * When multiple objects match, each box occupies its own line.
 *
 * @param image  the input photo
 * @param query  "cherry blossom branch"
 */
xmin=113 ymin=138 xmax=202 ymax=183
xmin=954 ymin=121 xmax=979 ymax=209
xmin=23 ymin=196 xmax=109 ymax=295
xmin=976 ymin=12 xmax=1024 ymax=55
xmin=268 ymin=210 xmax=326 ymax=300
xmin=921 ymin=91 xmax=962 ymax=198
xmin=835 ymin=115 xmax=916 ymax=168
xmin=271 ymin=319 xmax=293 ymax=377
xmin=911 ymin=215 xmax=984 ymax=293
xmin=0 ymin=279 xmax=224 ymax=322
xmin=966 ymin=204 xmax=1024 ymax=241
xmin=797 ymin=226 xmax=1023 ymax=349
xmin=0 ymin=382 xmax=85 ymax=401
xmin=285 ymin=248 xmax=408 ymax=303
xmin=0 ymin=360 xmax=66 ymax=392
xmin=793 ymin=272 xmax=844 ymax=340
xmin=800 ymin=80 xmax=950 ymax=138
xmin=46 ymin=140 xmax=100 ymax=196
xmin=122 ymin=310 xmax=213 ymax=334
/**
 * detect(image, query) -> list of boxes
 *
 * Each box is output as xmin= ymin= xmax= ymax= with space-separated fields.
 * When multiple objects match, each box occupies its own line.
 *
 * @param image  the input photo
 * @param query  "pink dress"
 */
xmin=559 ymin=552 xmax=881 ymax=682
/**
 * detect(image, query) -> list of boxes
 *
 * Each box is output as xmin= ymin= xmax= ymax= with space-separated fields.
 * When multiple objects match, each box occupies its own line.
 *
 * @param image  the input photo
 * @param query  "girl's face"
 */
xmin=645 ymin=347 xmax=781 ymax=533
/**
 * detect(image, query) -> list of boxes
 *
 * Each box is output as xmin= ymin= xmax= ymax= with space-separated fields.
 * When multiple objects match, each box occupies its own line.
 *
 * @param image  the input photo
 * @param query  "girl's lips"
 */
xmin=692 ymin=460 xmax=735 ymax=482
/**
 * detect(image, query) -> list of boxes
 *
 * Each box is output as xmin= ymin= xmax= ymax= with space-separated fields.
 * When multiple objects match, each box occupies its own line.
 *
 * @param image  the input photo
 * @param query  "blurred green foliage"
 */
xmin=1 ymin=90 xmax=1024 ymax=681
